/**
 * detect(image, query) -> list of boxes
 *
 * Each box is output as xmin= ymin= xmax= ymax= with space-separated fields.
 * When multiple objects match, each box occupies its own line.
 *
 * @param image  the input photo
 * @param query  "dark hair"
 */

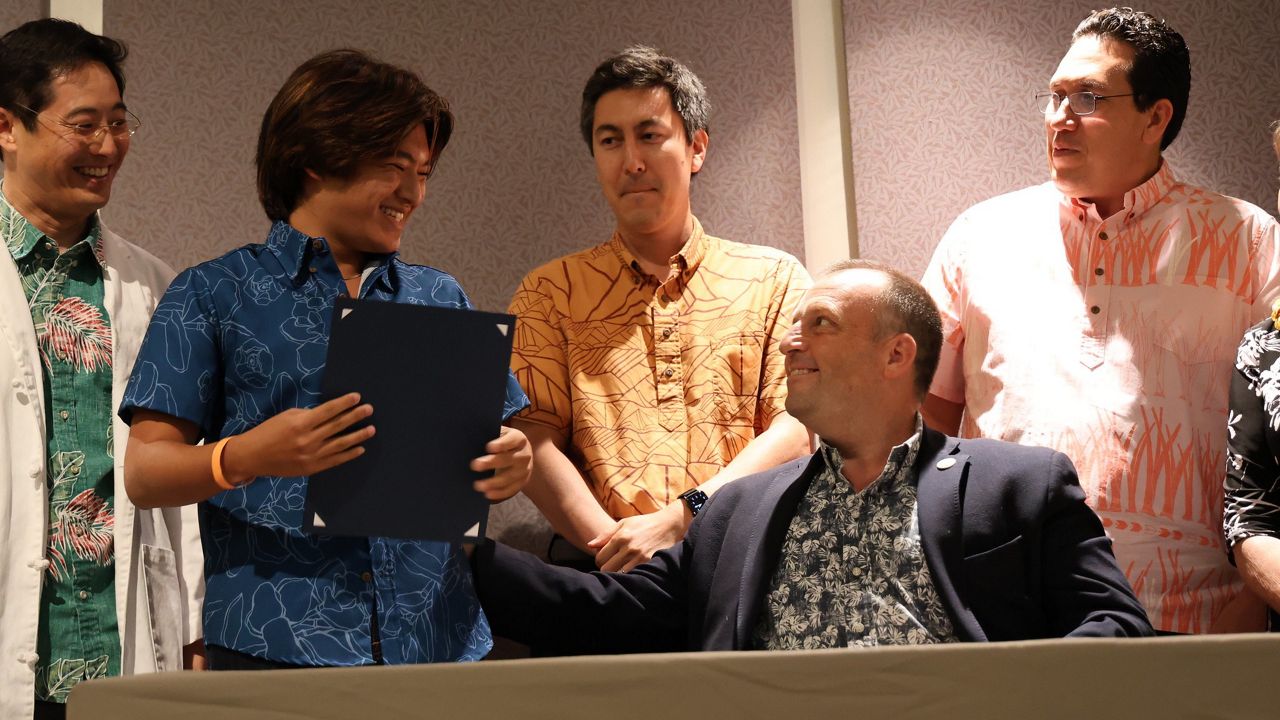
xmin=256 ymin=49 xmax=454 ymax=222
xmin=579 ymin=45 xmax=709 ymax=153
xmin=0 ymin=18 xmax=128 ymax=132
xmin=1072 ymin=7 xmax=1190 ymax=150
xmin=821 ymin=258 xmax=943 ymax=399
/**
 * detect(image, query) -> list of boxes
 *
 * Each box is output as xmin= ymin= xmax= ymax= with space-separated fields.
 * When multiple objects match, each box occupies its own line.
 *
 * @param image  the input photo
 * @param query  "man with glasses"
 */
xmin=0 ymin=19 xmax=203 ymax=720
xmin=921 ymin=7 xmax=1280 ymax=634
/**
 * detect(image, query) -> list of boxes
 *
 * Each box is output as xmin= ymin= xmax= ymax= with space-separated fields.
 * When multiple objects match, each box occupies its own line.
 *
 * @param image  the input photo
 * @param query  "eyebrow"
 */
xmin=63 ymin=101 xmax=128 ymax=116
xmin=593 ymin=117 xmax=667 ymax=139
xmin=1049 ymin=78 xmax=1108 ymax=92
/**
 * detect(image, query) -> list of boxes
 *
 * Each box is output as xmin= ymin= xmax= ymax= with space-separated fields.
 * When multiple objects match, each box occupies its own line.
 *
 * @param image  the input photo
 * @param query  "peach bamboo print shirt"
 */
xmin=923 ymin=163 xmax=1280 ymax=633
xmin=510 ymin=217 xmax=810 ymax=519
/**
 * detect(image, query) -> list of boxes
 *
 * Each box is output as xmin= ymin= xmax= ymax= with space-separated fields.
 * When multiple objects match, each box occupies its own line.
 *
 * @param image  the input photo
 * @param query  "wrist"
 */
xmin=215 ymin=435 xmax=254 ymax=488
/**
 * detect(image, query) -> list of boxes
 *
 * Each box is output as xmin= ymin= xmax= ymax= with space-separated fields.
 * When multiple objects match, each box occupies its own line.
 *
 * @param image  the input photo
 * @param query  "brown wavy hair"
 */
xmin=256 ymin=49 xmax=453 ymax=222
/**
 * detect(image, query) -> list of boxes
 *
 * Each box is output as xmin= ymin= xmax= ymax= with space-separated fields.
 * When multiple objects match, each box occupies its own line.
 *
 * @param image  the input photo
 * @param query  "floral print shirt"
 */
xmin=1225 ymin=316 xmax=1280 ymax=629
xmin=754 ymin=417 xmax=958 ymax=649
xmin=2 ymin=187 xmax=120 ymax=702
xmin=120 ymin=221 xmax=529 ymax=666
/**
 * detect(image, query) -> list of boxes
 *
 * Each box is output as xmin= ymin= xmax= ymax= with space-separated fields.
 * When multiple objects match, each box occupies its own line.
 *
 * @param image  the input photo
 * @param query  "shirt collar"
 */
xmin=608 ymin=215 xmax=709 ymax=283
xmin=264 ymin=220 xmax=400 ymax=290
xmin=0 ymin=180 xmax=103 ymax=264
xmin=818 ymin=414 xmax=925 ymax=491
xmin=1063 ymin=160 xmax=1178 ymax=224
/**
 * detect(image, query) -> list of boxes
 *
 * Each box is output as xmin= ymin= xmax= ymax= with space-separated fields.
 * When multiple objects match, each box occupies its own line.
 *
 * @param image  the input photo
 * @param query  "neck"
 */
xmin=828 ymin=409 xmax=918 ymax=492
xmin=617 ymin=213 xmax=694 ymax=279
xmin=1081 ymin=155 xmax=1162 ymax=221
xmin=1 ymin=180 xmax=92 ymax=249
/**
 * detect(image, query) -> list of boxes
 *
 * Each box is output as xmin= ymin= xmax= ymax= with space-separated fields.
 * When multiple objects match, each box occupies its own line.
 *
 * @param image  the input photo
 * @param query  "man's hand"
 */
xmin=222 ymin=393 xmax=374 ymax=484
xmin=588 ymin=501 xmax=690 ymax=572
xmin=470 ymin=425 xmax=532 ymax=501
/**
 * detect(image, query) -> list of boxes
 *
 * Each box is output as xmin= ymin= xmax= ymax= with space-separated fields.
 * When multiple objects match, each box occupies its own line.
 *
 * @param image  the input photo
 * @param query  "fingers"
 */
xmin=597 ymin=539 xmax=643 ymax=573
xmin=309 ymin=445 xmax=367 ymax=475
xmin=313 ymin=401 xmax=373 ymax=440
xmin=484 ymin=426 xmax=523 ymax=453
xmin=309 ymin=393 xmax=364 ymax=425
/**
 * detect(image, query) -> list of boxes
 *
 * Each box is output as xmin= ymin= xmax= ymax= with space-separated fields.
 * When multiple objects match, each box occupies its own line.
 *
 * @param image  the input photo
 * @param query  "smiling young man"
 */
xmin=921 ymin=7 xmax=1280 ymax=634
xmin=0 ymin=19 xmax=203 ymax=720
xmin=117 ymin=49 xmax=532 ymax=670
xmin=508 ymin=46 xmax=811 ymax=573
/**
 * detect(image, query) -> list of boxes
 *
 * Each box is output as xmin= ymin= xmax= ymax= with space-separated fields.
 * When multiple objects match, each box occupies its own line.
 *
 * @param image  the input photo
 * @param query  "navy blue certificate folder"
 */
xmin=303 ymin=297 xmax=515 ymax=542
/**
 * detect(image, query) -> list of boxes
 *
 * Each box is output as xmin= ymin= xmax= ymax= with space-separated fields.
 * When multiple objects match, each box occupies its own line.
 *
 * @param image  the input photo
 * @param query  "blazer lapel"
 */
xmin=733 ymin=455 xmax=821 ymax=648
xmin=914 ymin=428 xmax=986 ymax=641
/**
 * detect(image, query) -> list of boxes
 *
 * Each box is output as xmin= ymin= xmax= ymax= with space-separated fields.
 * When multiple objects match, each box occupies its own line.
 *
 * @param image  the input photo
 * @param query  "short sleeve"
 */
xmin=758 ymin=255 xmax=812 ymax=428
xmin=118 ymin=267 xmax=223 ymax=439
xmin=1224 ymin=320 xmax=1280 ymax=559
xmin=507 ymin=266 xmax=572 ymax=438
xmin=921 ymin=214 xmax=970 ymax=404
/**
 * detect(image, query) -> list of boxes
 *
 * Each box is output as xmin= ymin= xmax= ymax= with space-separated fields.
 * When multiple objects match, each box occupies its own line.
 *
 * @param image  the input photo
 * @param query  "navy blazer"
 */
xmin=473 ymin=428 xmax=1154 ymax=653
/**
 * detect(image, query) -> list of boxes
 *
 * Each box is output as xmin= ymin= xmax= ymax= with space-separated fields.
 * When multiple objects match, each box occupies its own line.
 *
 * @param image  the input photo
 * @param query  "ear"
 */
xmin=882 ymin=332 xmax=918 ymax=385
xmin=689 ymin=128 xmax=708 ymax=174
xmin=0 ymin=107 xmax=19 ymax=157
xmin=1141 ymin=98 xmax=1174 ymax=147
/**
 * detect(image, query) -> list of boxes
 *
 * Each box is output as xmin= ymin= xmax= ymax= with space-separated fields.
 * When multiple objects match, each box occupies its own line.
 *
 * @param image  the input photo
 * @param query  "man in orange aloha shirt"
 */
xmin=921 ymin=8 xmax=1280 ymax=633
xmin=509 ymin=46 xmax=811 ymax=572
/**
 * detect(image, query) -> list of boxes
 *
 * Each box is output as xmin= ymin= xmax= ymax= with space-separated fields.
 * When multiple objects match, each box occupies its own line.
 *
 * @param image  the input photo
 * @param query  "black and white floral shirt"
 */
xmin=1226 ymin=318 xmax=1280 ymax=557
xmin=754 ymin=417 xmax=958 ymax=649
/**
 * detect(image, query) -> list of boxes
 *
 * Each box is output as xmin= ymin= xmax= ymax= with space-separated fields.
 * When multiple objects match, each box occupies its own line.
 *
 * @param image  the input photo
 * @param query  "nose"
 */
xmin=781 ymin=323 xmax=805 ymax=355
xmin=399 ymin=168 xmax=425 ymax=206
xmin=621 ymin=138 xmax=645 ymax=175
xmin=1045 ymin=98 xmax=1077 ymax=131
xmin=90 ymin=128 xmax=121 ymax=156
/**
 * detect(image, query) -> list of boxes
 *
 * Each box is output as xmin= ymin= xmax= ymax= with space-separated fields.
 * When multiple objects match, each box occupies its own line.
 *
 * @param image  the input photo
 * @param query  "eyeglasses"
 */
xmin=15 ymin=103 xmax=141 ymax=145
xmin=1034 ymin=91 xmax=1135 ymax=116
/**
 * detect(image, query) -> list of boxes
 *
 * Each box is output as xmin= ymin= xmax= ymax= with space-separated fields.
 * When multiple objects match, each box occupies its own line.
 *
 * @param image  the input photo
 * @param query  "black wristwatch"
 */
xmin=677 ymin=488 xmax=709 ymax=518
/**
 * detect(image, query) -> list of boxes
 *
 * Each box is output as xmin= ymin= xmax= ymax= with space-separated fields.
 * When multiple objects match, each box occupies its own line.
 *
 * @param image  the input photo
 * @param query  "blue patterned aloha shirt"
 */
xmin=119 ymin=221 xmax=528 ymax=666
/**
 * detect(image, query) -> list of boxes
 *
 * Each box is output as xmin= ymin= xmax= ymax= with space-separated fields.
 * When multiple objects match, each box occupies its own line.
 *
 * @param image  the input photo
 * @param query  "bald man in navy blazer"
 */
xmin=473 ymin=261 xmax=1152 ymax=652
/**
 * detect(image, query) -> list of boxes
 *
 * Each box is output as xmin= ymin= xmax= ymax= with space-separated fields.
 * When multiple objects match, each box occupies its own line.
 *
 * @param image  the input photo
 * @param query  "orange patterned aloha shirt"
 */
xmin=923 ymin=162 xmax=1280 ymax=633
xmin=509 ymin=217 xmax=810 ymax=519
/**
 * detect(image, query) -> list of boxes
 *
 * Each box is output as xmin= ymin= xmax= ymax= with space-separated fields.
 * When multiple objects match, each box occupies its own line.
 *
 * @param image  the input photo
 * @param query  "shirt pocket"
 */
xmin=140 ymin=543 xmax=184 ymax=672
xmin=699 ymin=330 xmax=766 ymax=422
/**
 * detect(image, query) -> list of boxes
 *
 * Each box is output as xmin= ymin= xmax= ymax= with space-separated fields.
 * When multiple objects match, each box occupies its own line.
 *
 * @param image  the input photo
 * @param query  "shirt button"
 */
xmin=15 ymin=392 xmax=27 ymax=405
xmin=1094 ymin=268 xmax=1104 ymax=276
xmin=311 ymin=239 xmax=324 ymax=252
xmin=78 ymin=590 xmax=89 ymax=601
xmin=1099 ymin=231 xmax=1109 ymax=240
xmin=663 ymin=368 xmax=674 ymax=378
xmin=1090 ymin=306 xmax=1101 ymax=315
xmin=361 ymin=571 xmax=373 ymax=583
xmin=70 ymin=466 xmax=81 ymax=475
xmin=59 ymin=410 xmax=69 ymax=421
xmin=309 ymin=266 xmax=318 ymax=274
xmin=661 ymin=328 xmax=672 ymax=339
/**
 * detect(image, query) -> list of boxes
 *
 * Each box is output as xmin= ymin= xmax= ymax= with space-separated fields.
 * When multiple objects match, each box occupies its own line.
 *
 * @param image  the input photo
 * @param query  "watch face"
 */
xmin=680 ymin=488 xmax=708 ymax=517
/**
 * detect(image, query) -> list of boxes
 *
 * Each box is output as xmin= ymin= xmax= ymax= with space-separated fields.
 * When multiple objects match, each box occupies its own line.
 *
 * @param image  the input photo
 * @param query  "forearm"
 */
xmin=698 ymin=412 xmax=811 ymax=495
xmin=124 ymin=434 xmax=229 ymax=509
xmin=1236 ymin=535 xmax=1280 ymax=614
xmin=513 ymin=419 xmax=615 ymax=552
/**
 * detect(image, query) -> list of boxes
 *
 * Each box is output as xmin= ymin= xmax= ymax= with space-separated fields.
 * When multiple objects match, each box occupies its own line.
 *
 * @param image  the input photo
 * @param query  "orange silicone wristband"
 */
xmin=211 ymin=437 xmax=236 ymax=490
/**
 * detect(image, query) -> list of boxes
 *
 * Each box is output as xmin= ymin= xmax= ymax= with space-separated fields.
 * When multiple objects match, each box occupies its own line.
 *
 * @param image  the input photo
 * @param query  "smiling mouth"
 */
xmin=76 ymin=166 xmax=109 ymax=178
xmin=787 ymin=368 xmax=818 ymax=377
xmin=381 ymin=207 xmax=406 ymax=222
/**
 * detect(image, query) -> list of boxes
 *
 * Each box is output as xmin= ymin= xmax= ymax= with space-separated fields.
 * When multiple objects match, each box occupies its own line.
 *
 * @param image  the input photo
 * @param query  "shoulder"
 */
xmin=391 ymin=258 xmax=470 ymax=308
xmin=949 ymin=436 xmax=1070 ymax=487
xmin=707 ymin=234 xmax=805 ymax=271
xmin=99 ymin=226 xmax=176 ymax=288
xmin=952 ymin=183 xmax=1058 ymax=225
xmin=1169 ymin=180 xmax=1278 ymax=229
xmin=520 ymin=241 xmax=615 ymax=285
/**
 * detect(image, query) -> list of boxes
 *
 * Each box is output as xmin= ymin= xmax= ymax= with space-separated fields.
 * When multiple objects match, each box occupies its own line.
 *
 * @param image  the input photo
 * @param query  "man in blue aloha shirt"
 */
xmin=117 ymin=49 xmax=533 ymax=670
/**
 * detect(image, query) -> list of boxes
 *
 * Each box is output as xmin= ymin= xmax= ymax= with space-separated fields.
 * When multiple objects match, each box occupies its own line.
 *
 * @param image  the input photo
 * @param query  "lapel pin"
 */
xmin=936 ymin=458 xmax=957 ymax=470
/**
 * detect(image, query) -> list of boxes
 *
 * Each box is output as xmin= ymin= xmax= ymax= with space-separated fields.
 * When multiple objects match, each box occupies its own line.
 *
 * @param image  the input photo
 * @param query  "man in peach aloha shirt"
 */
xmin=921 ymin=8 xmax=1280 ymax=633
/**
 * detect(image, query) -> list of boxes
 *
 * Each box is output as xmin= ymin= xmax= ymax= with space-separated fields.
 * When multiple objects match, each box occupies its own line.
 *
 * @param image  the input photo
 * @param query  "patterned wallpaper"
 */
xmin=0 ymin=2 xmax=40 ymax=33
xmin=844 ymin=0 xmax=1280 ymax=278
xmin=35 ymin=0 xmax=801 ymax=552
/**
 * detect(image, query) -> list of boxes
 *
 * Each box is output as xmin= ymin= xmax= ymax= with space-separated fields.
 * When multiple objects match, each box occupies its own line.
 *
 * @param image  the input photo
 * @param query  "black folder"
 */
xmin=303 ymin=297 xmax=515 ymax=542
